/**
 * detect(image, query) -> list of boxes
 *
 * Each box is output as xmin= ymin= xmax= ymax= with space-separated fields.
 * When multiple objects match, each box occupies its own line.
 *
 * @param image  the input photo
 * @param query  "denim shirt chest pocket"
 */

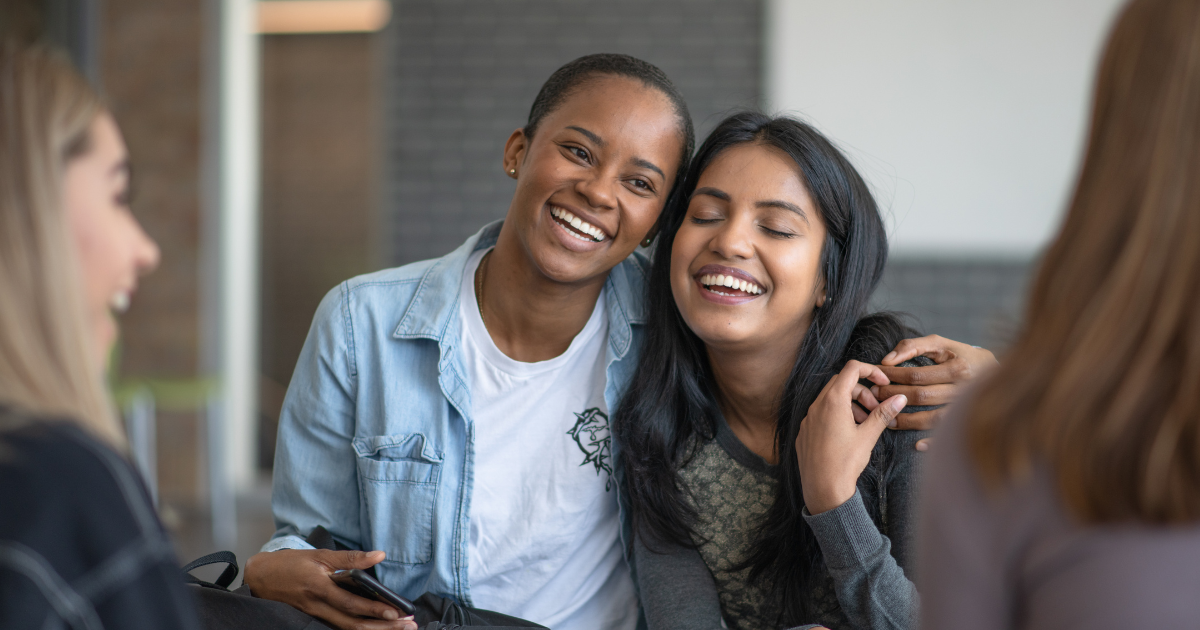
xmin=352 ymin=433 xmax=442 ymax=565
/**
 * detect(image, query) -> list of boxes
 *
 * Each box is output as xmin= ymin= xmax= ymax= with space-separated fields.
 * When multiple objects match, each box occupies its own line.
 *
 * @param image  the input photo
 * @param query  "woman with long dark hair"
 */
xmin=614 ymin=112 xmax=990 ymax=629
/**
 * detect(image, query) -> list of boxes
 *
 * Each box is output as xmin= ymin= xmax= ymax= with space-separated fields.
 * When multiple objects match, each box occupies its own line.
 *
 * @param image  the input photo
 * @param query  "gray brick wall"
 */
xmin=382 ymin=0 xmax=761 ymax=265
xmin=870 ymin=258 xmax=1034 ymax=351
xmin=380 ymin=1 xmax=1033 ymax=353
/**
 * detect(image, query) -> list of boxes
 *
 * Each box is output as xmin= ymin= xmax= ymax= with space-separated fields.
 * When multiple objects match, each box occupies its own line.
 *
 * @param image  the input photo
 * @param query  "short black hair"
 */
xmin=524 ymin=53 xmax=695 ymax=186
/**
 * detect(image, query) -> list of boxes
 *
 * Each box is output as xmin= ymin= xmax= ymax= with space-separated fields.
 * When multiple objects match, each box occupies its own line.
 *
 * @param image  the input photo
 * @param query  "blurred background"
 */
xmin=0 ymin=0 xmax=1126 ymax=572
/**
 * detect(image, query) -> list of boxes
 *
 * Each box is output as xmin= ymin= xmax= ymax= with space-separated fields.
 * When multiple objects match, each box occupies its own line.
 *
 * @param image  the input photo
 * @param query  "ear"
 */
xmin=502 ymin=128 xmax=528 ymax=178
xmin=816 ymin=278 xmax=828 ymax=308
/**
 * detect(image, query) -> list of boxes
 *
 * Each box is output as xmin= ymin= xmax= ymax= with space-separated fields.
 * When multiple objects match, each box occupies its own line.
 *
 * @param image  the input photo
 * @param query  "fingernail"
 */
xmin=891 ymin=395 xmax=907 ymax=413
xmin=382 ymin=609 xmax=398 ymax=620
xmin=916 ymin=441 xmax=929 ymax=452
xmin=883 ymin=351 xmax=896 ymax=363
xmin=871 ymin=385 xmax=880 ymax=398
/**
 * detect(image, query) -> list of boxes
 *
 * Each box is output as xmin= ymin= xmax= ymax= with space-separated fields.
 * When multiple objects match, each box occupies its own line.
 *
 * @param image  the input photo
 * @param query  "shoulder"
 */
xmin=0 ymin=414 xmax=176 ymax=583
xmin=606 ymin=250 xmax=652 ymax=324
xmin=309 ymin=253 xmax=464 ymax=342
xmin=0 ymin=417 xmax=162 ymax=547
xmin=0 ymin=415 xmax=196 ymax=629
xmin=322 ymin=259 xmax=439 ymax=316
xmin=621 ymin=248 xmax=653 ymax=276
xmin=612 ymin=249 xmax=651 ymax=290
xmin=0 ymin=416 xmax=131 ymax=504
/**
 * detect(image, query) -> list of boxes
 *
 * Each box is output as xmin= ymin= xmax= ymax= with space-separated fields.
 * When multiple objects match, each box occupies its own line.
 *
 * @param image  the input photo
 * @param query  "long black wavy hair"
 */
xmin=613 ymin=111 xmax=919 ymax=624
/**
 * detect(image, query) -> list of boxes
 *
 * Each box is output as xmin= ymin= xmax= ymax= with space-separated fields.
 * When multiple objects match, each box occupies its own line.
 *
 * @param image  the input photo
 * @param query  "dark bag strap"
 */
xmin=183 ymin=550 xmax=240 ymax=590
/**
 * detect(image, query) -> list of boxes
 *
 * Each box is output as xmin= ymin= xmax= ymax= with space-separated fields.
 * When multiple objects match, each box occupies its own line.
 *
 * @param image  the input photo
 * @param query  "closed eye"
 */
xmin=761 ymin=225 xmax=796 ymax=238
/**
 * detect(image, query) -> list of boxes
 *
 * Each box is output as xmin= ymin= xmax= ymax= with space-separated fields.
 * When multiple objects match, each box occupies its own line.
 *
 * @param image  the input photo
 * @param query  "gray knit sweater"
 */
xmin=633 ymin=415 xmax=924 ymax=630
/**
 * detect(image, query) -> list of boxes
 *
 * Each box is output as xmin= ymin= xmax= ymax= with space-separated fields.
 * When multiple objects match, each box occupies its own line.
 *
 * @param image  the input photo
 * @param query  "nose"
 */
xmin=131 ymin=217 xmax=160 ymax=276
xmin=575 ymin=169 xmax=618 ymax=211
xmin=708 ymin=215 xmax=755 ymax=261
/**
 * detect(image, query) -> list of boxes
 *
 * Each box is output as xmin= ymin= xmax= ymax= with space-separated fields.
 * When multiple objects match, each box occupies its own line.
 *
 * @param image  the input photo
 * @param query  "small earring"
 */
xmin=641 ymin=236 xmax=654 ymax=247
xmin=509 ymin=168 xmax=516 ymax=176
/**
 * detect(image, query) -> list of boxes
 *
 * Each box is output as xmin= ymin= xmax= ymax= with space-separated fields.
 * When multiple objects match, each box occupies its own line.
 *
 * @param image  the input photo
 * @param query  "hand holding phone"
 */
xmin=331 ymin=569 xmax=417 ymax=617
xmin=245 ymin=548 xmax=415 ymax=630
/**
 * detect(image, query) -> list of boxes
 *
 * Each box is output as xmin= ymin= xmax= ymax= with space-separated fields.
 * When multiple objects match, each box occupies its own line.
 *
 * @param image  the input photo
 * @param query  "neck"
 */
xmin=707 ymin=339 xmax=802 ymax=465
xmin=478 ymin=235 xmax=607 ymax=363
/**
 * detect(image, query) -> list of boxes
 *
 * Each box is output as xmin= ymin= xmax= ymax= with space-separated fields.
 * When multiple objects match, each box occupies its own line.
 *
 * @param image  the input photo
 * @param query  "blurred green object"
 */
xmin=108 ymin=340 xmax=219 ymax=412
xmin=112 ymin=377 xmax=220 ymax=412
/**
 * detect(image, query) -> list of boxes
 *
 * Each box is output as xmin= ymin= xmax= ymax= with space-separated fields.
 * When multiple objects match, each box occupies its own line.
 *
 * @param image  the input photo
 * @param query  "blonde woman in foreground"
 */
xmin=0 ymin=43 xmax=198 ymax=628
xmin=919 ymin=0 xmax=1200 ymax=628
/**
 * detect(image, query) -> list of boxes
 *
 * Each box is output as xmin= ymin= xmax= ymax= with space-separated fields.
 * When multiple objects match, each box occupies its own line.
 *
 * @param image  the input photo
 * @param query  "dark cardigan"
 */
xmin=0 ymin=408 xmax=200 ymax=629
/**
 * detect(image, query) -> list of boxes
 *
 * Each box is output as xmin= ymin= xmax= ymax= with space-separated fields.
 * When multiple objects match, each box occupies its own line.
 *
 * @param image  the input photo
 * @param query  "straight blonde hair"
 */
xmin=0 ymin=41 xmax=124 ymax=446
xmin=968 ymin=0 xmax=1200 ymax=523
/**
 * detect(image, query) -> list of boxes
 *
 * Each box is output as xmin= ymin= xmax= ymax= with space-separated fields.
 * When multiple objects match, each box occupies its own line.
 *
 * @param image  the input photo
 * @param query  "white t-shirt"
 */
xmin=459 ymin=248 xmax=637 ymax=630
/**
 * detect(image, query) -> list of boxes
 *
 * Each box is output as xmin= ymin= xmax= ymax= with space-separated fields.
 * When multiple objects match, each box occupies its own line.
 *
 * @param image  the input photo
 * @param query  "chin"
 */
xmin=530 ymin=241 xmax=614 ymax=284
xmin=684 ymin=318 xmax=756 ymax=349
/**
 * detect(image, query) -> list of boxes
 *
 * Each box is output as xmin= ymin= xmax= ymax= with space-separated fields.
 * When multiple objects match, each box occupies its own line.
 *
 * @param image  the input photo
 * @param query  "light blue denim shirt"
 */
xmin=264 ymin=221 xmax=648 ymax=609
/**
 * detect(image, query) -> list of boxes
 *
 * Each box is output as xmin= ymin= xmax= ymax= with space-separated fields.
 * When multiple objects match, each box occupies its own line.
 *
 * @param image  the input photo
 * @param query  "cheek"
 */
xmin=668 ymin=228 xmax=703 ymax=306
xmin=765 ymin=244 xmax=825 ymax=313
xmin=624 ymin=199 xmax=663 ymax=238
xmin=66 ymin=197 xmax=120 ymax=309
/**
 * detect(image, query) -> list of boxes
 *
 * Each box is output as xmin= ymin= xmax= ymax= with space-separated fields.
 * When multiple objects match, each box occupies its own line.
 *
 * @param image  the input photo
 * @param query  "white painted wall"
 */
xmin=765 ymin=0 xmax=1127 ymax=257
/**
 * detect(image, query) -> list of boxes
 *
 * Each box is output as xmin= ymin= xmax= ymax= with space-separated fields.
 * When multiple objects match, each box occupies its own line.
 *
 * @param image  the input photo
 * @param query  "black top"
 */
xmin=0 ymin=408 xmax=200 ymax=629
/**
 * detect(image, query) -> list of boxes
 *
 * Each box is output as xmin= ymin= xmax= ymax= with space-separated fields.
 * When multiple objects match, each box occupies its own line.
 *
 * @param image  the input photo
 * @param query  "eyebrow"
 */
xmin=632 ymin=157 xmax=665 ymax=179
xmin=567 ymin=125 xmax=665 ymax=180
xmin=758 ymin=199 xmax=810 ymax=224
xmin=692 ymin=186 xmax=730 ymax=201
xmin=567 ymin=125 xmax=603 ymax=146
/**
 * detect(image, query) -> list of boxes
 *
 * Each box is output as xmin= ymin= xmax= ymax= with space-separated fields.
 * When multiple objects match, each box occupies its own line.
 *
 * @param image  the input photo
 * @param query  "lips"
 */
xmin=550 ymin=205 xmax=609 ymax=243
xmin=694 ymin=264 xmax=765 ymax=298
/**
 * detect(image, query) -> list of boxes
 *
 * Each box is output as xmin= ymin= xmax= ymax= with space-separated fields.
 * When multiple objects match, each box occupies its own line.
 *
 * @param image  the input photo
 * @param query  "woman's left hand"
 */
xmin=796 ymin=360 xmax=907 ymax=515
xmin=873 ymin=335 xmax=998 ymax=433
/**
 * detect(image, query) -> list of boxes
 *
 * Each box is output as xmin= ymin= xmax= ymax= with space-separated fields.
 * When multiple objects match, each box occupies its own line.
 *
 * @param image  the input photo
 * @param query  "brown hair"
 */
xmin=968 ymin=0 xmax=1200 ymax=524
xmin=0 ymin=41 xmax=123 ymax=445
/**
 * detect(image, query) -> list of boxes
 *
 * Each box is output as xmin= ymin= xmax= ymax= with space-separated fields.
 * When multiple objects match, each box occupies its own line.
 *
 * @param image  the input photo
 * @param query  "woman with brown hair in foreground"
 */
xmin=0 ymin=42 xmax=197 ymax=628
xmin=920 ymin=0 xmax=1200 ymax=627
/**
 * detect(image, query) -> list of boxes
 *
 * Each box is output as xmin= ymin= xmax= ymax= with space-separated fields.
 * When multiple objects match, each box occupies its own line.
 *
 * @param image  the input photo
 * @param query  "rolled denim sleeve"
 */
xmin=264 ymin=283 xmax=364 ymax=553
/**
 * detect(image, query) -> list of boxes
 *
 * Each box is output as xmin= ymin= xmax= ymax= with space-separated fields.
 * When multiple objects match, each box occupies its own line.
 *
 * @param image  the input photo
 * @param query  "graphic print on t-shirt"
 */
xmin=460 ymin=248 xmax=637 ymax=630
xmin=568 ymin=407 xmax=614 ymax=491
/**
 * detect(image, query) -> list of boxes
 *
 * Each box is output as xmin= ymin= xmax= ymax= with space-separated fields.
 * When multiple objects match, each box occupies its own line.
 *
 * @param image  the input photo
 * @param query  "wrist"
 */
xmin=803 ymin=482 xmax=856 ymax=515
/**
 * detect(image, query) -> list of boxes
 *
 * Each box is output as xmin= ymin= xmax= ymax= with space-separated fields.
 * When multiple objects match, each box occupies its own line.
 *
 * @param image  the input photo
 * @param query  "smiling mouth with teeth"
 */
xmin=699 ymin=273 xmax=764 ymax=296
xmin=551 ymin=206 xmax=606 ymax=243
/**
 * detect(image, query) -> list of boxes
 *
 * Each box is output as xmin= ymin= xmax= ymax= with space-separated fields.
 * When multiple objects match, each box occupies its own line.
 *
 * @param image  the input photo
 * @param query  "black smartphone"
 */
xmin=330 ymin=569 xmax=417 ymax=616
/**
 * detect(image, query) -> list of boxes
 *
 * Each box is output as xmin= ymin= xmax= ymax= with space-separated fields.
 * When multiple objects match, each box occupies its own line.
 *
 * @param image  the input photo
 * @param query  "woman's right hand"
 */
xmin=244 ymin=549 xmax=417 ymax=630
xmin=795 ymin=360 xmax=907 ymax=515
